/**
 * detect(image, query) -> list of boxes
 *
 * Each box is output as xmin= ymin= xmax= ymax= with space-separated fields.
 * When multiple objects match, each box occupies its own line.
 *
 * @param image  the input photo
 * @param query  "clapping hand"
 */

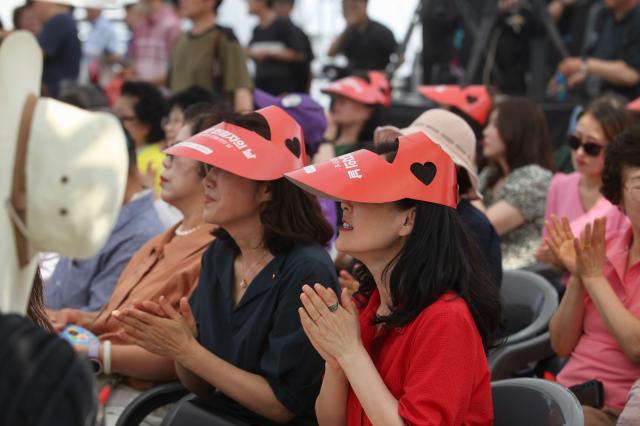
xmin=545 ymin=215 xmax=578 ymax=275
xmin=299 ymin=284 xmax=361 ymax=369
xmin=112 ymin=296 xmax=197 ymax=359
xmin=574 ymin=217 xmax=607 ymax=281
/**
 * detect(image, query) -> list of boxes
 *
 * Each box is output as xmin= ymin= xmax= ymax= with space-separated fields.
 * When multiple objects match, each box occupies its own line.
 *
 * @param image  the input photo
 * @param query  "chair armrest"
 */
xmin=489 ymin=332 xmax=555 ymax=381
xmin=115 ymin=382 xmax=189 ymax=426
xmin=522 ymin=263 xmax=564 ymax=293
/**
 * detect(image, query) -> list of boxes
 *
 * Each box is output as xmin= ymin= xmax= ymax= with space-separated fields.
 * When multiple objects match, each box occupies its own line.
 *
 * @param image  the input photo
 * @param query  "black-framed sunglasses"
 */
xmin=567 ymin=134 xmax=604 ymax=157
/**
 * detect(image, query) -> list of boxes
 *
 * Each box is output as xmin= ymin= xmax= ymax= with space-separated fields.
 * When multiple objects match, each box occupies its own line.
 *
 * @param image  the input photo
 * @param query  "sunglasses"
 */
xmin=567 ymin=135 xmax=604 ymax=157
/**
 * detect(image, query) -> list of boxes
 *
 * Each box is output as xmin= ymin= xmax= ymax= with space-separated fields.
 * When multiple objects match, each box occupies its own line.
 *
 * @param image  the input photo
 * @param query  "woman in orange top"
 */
xmin=48 ymin=108 xmax=230 ymax=423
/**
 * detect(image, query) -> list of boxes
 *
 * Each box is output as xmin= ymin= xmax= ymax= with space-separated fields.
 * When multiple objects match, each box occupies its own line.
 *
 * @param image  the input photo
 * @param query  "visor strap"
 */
xmin=10 ymin=94 xmax=37 ymax=267
xmin=4 ymin=199 xmax=31 ymax=239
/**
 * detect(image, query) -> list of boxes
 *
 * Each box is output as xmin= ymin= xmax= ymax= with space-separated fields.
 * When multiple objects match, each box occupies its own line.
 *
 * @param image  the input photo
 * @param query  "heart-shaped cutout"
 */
xmin=466 ymin=94 xmax=479 ymax=105
xmin=285 ymin=137 xmax=301 ymax=158
xmin=410 ymin=162 xmax=437 ymax=186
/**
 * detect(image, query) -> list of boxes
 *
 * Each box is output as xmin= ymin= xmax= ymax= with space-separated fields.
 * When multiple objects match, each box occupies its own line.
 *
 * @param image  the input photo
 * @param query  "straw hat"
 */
xmin=0 ymin=32 xmax=127 ymax=314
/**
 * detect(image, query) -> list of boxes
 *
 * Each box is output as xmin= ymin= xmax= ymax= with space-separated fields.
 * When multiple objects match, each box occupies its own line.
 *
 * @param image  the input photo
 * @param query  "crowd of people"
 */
xmin=2 ymin=0 xmax=640 ymax=425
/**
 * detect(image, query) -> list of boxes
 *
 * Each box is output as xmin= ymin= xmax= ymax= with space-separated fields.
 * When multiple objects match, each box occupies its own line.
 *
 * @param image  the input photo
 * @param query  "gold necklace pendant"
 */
xmin=240 ymin=279 xmax=248 ymax=289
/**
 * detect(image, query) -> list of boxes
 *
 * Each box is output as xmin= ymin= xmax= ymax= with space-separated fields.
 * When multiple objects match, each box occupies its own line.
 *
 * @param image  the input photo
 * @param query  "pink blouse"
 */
xmin=543 ymin=172 xmax=629 ymax=238
xmin=557 ymin=222 xmax=640 ymax=409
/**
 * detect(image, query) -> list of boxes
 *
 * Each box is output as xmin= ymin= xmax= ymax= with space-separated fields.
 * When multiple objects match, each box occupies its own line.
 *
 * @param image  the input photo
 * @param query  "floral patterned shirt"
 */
xmin=478 ymin=164 xmax=552 ymax=270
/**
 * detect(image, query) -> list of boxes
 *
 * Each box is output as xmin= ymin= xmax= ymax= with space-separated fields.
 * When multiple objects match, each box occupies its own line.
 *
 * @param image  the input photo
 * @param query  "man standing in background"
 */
xmin=328 ymin=0 xmax=396 ymax=72
xmin=32 ymin=0 xmax=81 ymax=98
xmin=127 ymin=0 xmax=180 ymax=87
xmin=81 ymin=7 xmax=124 ymax=86
xmin=272 ymin=0 xmax=313 ymax=93
xmin=168 ymin=0 xmax=253 ymax=111
xmin=247 ymin=0 xmax=307 ymax=95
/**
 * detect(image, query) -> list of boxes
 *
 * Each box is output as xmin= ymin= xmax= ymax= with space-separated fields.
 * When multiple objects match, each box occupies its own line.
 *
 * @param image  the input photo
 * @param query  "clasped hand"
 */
xmin=112 ymin=296 xmax=197 ymax=360
xmin=299 ymin=284 xmax=362 ymax=370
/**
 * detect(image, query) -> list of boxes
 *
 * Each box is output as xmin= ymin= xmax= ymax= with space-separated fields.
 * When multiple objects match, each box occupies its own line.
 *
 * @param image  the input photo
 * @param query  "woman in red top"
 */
xmin=285 ymin=133 xmax=502 ymax=425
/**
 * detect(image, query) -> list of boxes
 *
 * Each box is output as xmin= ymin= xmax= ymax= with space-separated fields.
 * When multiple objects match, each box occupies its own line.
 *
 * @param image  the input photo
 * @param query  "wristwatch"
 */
xmin=59 ymin=325 xmax=105 ymax=375
xmin=88 ymin=339 xmax=103 ymax=375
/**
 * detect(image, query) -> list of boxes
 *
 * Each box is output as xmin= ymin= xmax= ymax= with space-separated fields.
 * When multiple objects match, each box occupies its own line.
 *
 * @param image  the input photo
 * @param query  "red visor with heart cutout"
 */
xmin=628 ymin=97 xmax=640 ymax=112
xmin=322 ymin=71 xmax=391 ymax=107
xmin=285 ymin=132 xmax=457 ymax=207
xmin=418 ymin=85 xmax=492 ymax=125
xmin=165 ymin=106 xmax=306 ymax=181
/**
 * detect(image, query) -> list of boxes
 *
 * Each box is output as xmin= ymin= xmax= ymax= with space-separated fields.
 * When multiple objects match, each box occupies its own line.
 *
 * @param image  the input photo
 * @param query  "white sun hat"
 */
xmin=0 ymin=31 xmax=128 ymax=314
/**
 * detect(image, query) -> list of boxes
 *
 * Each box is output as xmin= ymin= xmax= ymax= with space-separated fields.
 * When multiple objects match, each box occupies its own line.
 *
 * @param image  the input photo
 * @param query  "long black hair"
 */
xmin=353 ymin=141 xmax=502 ymax=350
xmin=485 ymin=96 xmax=555 ymax=189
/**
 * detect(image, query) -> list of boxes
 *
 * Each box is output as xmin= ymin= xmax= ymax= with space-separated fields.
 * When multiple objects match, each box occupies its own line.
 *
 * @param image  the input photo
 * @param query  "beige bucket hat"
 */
xmin=0 ymin=31 xmax=128 ymax=314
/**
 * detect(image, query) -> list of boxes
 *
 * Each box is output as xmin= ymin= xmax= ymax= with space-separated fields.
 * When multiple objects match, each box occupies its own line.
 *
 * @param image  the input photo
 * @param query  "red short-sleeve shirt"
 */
xmin=346 ymin=290 xmax=493 ymax=426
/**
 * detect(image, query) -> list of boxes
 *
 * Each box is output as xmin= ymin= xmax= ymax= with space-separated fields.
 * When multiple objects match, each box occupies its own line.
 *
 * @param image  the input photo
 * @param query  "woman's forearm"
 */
xmin=549 ymin=276 xmax=586 ymax=357
xmin=110 ymin=344 xmax=176 ymax=381
xmin=584 ymin=276 xmax=640 ymax=363
xmin=176 ymin=361 xmax=213 ymax=399
xmin=176 ymin=341 xmax=294 ymax=423
xmin=74 ymin=309 xmax=100 ymax=328
xmin=316 ymin=363 xmax=349 ymax=426
xmin=339 ymin=347 xmax=403 ymax=426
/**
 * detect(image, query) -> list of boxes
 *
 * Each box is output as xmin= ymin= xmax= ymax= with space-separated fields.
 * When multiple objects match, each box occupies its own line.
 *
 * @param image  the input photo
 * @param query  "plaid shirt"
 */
xmin=128 ymin=5 xmax=180 ymax=81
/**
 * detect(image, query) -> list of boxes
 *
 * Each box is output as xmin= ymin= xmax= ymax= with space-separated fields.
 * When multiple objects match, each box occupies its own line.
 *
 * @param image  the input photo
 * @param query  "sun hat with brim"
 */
xmin=0 ymin=31 xmax=128 ymax=314
xmin=253 ymin=89 xmax=327 ymax=155
xmin=418 ymin=85 xmax=492 ymax=126
xmin=285 ymin=132 xmax=457 ymax=207
xmin=628 ymin=97 xmax=640 ymax=112
xmin=321 ymin=71 xmax=391 ymax=107
xmin=165 ymin=105 xmax=307 ymax=181
xmin=389 ymin=109 xmax=482 ymax=200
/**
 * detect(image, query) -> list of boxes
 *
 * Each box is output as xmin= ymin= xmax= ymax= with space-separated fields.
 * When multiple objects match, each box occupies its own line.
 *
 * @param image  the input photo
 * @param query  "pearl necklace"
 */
xmin=174 ymin=224 xmax=201 ymax=237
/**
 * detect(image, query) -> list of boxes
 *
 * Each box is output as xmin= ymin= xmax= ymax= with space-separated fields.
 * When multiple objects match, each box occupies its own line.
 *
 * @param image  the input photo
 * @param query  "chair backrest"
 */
xmin=161 ymin=396 xmax=249 ymax=426
xmin=500 ymin=269 xmax=558 ymax=345
xmin=115 ymin=382 xmax=189 ymax=426
xmin=489 ymin=331 xmax=555 ymax=380
xmin=492 ymin=378 xmax=584 ymax=426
